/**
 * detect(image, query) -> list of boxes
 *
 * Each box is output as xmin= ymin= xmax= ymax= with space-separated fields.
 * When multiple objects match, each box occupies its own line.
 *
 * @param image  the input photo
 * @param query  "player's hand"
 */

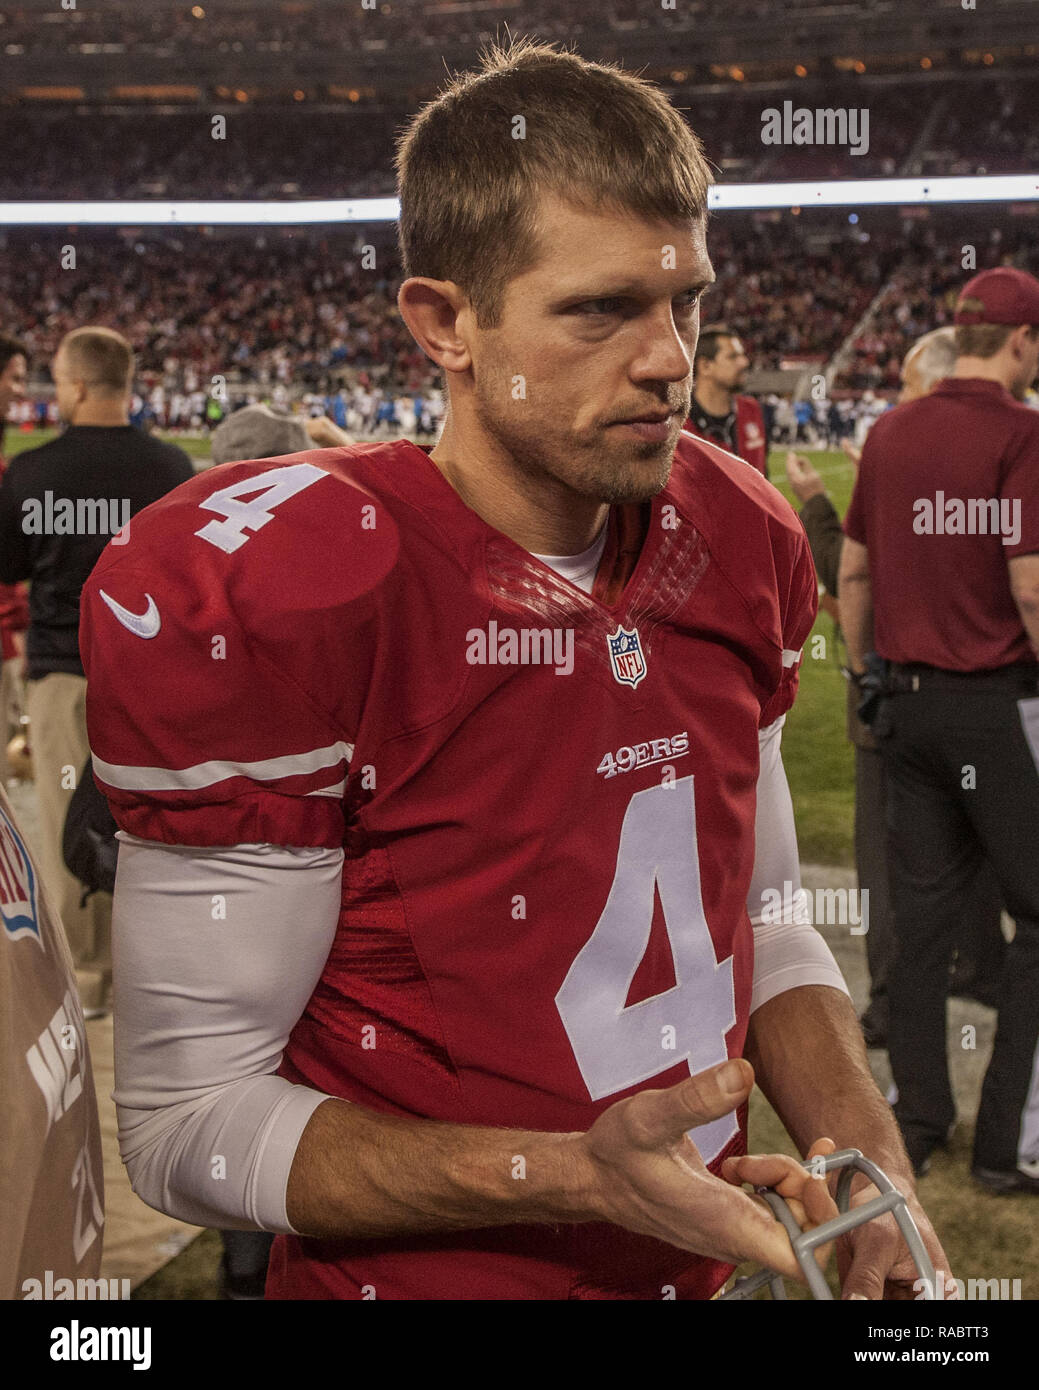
xmin=305 ymin=415 xmax=353 ymax=448
xmin=841 ymin=438 xmax=863 ymax=467
xmin=720 ymin=1137 xmax=841 ymax=1273
xmin=837 ymin=1179 xmax=954 ymax=1300
xmin=575 ymin=1058 xmax=823 ymax=1282
xmin=784 ymin=451 xmax=826 ymax=503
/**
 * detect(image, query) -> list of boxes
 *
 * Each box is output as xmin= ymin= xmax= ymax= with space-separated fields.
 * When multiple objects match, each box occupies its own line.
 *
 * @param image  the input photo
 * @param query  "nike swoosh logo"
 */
xmin=99 ymin=589 xmax=161 ymax=639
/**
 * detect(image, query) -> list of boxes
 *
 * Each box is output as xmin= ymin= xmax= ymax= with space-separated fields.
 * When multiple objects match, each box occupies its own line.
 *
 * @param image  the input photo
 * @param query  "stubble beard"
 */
xmin=474 ymin=385 xmax=675 ymax=507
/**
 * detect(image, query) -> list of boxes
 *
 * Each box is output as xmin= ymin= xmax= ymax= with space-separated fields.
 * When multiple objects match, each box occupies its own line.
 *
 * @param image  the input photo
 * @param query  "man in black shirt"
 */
xmin=0 ymin=327 xmax=193 ymax=1014
xmin=684 ymin=325 xmax=769 ymax=477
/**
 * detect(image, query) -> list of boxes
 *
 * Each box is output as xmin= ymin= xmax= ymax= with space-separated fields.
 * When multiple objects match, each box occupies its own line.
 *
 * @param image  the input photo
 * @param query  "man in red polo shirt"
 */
xmin=685 ymin=325 xmax=769 ymax=477
xmin=839 ymin=266 xmax=1039 ymax=1191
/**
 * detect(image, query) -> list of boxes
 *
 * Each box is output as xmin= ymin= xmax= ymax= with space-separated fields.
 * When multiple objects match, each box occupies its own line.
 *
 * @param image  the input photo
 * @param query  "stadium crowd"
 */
xmin=922 ymin=78 xmax=1039 ymax=176
xmin=0 ymin=228 xmax=438 ymax=399
xmin=0 ymin=110 xmax=403 ymax=201
xmin=0 ymin=0 xmax=974 ymax=54
xmin=2 ymin=75 xmax=1039 ymax=200
xmin=0 ymin=219 xmax=911 ymax=398
xmin=835 ymin=228 xmax=1039 ymax=390
xmin=703 ymin=217 xmax=899 ymax=368
xmin=3 ymin=213 xmax=1036 ymax=431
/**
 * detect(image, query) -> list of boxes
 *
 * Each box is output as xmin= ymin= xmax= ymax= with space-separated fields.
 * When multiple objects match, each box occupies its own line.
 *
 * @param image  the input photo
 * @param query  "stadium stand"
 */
xmin=2 ymin=73 xmax=1039 ymax=198
xmin=3 ymin=211 xmax=1035 ymax=409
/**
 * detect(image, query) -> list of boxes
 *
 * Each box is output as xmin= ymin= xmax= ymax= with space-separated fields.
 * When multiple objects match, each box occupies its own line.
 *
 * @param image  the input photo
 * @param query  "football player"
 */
xmin=80 ymin=38 xmax=949 ymax=1299
xmin=685 ymin=326 xmax=769 ymax=477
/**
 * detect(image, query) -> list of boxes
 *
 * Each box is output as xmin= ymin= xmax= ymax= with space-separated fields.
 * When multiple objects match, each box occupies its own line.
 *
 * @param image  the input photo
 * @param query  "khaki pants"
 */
xmin=25 ymin=673 xmax=112 ymax=1012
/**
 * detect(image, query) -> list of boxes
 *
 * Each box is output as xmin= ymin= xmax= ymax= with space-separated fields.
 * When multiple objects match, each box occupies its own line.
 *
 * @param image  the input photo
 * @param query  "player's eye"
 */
xmin=675 ymin=289 xmax=706 ymax=314
xmin=579 ymin=297 xmax=625 ymax=316
xmin=574 ymin=289 xmax=706 ymax=318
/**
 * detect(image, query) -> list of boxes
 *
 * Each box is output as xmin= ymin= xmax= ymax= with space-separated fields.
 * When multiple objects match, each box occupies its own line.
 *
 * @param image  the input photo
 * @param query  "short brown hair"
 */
xmin=0 ymin=333 xmax=29 ymax=374
xmin=694 ymin=323 xmax=735 ymax=370
xmin=394 ymin=36 xmax=711 ymax=329
xmin=954 ymin=299 xmax=1013 ymax=359
xmin=60 ymin=326 xmax=134 ymax=395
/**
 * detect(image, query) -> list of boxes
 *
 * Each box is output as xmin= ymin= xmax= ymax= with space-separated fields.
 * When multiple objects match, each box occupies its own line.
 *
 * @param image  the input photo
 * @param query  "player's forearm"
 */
xmin=285 ymin=1096 xmax=595 ymax=1239
xmin=797 ymin=494 xmax=843 ymax=597
xmin=1011 ymin=590 xmax=1039 ymax=658
xmin=744 ymin=985 xmax=915 ymax=1192
xmin=836 ymin=573 xmax=873 ymax=671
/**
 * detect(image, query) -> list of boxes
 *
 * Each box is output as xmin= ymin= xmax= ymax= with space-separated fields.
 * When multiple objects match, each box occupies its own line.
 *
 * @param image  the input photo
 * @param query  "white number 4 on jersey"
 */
xmin=555 ymin=776 xmax=738 ymax=1164
xmin=195 ymin=463 xmax=326 ymax=554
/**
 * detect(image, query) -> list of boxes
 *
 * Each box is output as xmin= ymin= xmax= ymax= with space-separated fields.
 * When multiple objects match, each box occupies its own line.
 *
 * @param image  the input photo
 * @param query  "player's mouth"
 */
xmin=608 ymin=411 xmax=679 ymax=442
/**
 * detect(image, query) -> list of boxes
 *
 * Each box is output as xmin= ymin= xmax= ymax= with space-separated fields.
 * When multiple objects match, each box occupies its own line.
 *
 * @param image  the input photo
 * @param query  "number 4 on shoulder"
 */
xmin=195 ymin=462 xmax=327 ymax=554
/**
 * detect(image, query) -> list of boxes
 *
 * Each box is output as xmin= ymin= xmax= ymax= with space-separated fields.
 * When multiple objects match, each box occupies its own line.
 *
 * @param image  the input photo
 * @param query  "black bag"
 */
xmin=63 ymin=760 xmax=119 ymax=905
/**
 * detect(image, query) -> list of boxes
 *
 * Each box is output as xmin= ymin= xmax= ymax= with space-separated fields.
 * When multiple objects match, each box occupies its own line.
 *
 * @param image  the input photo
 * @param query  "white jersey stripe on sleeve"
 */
xmin=91 ymin=741 xmax=354 ymax=793
xmin=306 ymin=781 xmax=347 ymax=798
xmin=781 ymin=647 xmax=802 ymax=668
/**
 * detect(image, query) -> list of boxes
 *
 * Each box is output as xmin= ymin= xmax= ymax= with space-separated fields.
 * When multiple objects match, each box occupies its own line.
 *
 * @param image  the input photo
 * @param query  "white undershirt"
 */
xmin=532 ymin=525 xmax=609 ymax=594
xmin=106 ymin=544 xmax=848 ymax=1233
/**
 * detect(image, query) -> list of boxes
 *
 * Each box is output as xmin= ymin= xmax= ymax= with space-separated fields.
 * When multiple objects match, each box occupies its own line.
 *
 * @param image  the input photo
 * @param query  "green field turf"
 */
xmin=769 ymin=448 xmax=858 ymax=866
xmin=4 ymin=426 xmax=214 ymax=462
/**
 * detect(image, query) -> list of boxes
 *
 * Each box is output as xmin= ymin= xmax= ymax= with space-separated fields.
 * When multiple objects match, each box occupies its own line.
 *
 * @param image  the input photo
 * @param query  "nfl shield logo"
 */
xmin=607 ymin=624 xmax=647 ymax=689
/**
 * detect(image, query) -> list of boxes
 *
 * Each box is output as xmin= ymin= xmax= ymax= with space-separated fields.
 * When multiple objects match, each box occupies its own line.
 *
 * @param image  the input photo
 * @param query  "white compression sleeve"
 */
xmin=111 ymin=833 xmax=344 ymax=1232
xmin=748 ymin=718 xmax=850 ymax=1015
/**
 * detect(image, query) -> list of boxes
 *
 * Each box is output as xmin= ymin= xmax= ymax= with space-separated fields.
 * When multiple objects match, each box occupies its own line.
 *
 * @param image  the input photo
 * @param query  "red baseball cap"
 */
xmin=954 ymin=266 xmax=1039 ymax=326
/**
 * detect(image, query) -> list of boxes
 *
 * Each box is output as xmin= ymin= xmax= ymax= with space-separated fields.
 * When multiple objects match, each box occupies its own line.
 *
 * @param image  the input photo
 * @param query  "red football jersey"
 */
xmin=80 ymin=431 xmax=816 ymax=1300
xmin=685 ymin=397 xmax=769 ymax=478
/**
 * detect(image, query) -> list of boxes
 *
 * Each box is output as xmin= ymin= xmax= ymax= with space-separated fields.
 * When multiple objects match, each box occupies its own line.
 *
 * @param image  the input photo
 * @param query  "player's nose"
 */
xmin=630 ymin=322 xmax=693 ymax=384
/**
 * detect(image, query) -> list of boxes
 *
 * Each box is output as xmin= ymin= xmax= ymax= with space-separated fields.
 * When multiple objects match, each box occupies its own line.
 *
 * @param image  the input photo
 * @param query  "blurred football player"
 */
xmin=685 ymin=325 xmax=769 ymax=477
xmin=81 ymin=38 xmax=949 ymax=1299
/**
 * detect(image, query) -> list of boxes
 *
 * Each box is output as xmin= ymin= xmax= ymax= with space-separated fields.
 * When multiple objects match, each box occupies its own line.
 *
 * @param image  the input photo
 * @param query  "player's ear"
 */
xmin=1011 ymin=323 xmax=1036 ymax=355
xmin=397 ymin=277 xmax=473 ymax=374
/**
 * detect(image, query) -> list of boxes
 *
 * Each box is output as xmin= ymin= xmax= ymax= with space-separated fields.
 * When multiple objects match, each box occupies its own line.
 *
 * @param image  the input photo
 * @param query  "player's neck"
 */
xmin=68 ymin=404 xmax=130 ymax=428
xmin=951 ymin=358 xmax=1017 ymax=393
xmin=694 ymin=381 xmax=734 ymax=418
xmin=430 ymin=416 xmax=610 ymax=557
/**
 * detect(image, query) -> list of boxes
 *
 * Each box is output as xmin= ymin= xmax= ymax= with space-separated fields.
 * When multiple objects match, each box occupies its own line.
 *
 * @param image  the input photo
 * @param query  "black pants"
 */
xmin=879 ymin=665 xmax=1039 ymax=1171
xmin=854 ymin=744 xmax=1005 ymax=1020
